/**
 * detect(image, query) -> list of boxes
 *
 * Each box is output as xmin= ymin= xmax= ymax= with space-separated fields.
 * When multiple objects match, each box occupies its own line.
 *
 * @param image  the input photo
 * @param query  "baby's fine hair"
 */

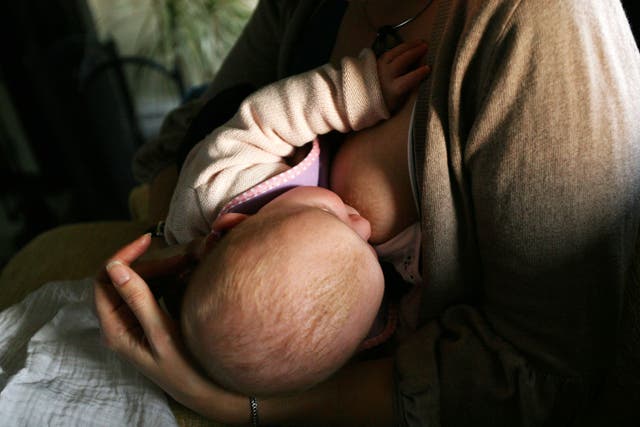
xmin=181 ymin=209 xmax=381 ymax=396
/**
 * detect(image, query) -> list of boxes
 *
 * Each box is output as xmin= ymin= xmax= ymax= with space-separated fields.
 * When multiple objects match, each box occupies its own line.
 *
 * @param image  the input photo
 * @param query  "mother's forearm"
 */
xmin=189 ymin=357 xmax=395 ymax=426
xmin=260 ymin=358 xmax=394 ymax=427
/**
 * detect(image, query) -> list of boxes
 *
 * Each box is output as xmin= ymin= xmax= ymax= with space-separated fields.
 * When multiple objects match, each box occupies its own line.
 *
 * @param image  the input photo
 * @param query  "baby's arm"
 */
xmin=165 ymin=42 xmax=428 ymax=243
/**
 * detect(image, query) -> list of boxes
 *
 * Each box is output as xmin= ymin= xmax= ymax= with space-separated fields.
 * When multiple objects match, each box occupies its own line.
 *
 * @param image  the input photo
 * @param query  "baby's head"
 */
xmin=181 ymin=187 xmax=384 ymax=396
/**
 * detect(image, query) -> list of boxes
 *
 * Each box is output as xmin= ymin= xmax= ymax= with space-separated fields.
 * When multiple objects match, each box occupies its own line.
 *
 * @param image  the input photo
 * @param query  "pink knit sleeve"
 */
xmin=165 ymin=49 xmax=389 ymax=244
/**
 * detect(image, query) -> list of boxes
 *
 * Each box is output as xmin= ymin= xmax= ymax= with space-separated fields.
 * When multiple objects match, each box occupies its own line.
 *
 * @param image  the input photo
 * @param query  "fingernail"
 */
xmin=106 ymin=261 xmax=130 ymax=286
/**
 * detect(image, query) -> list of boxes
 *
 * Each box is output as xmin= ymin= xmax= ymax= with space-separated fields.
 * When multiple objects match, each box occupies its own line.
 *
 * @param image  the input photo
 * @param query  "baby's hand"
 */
xmin=377 ymin=40 xmax=430 ymax=112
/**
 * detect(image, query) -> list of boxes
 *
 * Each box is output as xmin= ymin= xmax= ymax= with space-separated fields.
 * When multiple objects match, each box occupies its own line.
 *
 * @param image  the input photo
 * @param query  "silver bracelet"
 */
xmin=249 ymin=396 xmax=259 ymax=427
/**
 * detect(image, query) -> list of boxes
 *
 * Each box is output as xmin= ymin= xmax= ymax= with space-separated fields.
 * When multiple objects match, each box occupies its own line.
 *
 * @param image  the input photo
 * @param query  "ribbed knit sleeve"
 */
xmin=164 ymin=49 xmax=388 ymax=244
xmin=394 ymin=0 xmax=640 ymax=425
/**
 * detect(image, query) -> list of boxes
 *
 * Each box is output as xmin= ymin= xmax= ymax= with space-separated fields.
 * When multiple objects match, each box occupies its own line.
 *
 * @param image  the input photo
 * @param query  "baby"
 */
xmin=165 ymin=41 xmax=429 ymax=396
xmin=181 ymin=186 xmax=385 ymax=396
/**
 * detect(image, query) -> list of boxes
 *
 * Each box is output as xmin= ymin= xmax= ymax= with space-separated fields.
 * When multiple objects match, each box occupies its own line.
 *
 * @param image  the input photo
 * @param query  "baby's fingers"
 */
xmin=377 ymin=40 xmax=430 ymax=111
xmin=393 ymin=64 xmax=431 ymax=94
xmin=381 ymin=40 xmax=428 ymax=76
xmin=379 ymin=39 xmax=424 ymax=63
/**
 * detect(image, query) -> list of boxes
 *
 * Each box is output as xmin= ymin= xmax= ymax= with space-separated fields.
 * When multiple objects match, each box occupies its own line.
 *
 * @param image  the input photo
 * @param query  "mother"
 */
xmin=97 ymin=0 xmax=640 ymax=425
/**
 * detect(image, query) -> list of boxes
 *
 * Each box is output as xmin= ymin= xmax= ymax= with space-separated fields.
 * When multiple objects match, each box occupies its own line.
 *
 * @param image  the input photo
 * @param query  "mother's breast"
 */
xmin=331 ymin=95 xmax=419 ymax=244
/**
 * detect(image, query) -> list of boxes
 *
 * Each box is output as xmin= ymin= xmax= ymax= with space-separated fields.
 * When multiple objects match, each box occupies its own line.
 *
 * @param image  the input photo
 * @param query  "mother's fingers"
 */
xmin=94 ymin=271 xmax=124 ymax=318
xmin=133 ymin=252 xmax=191 ymax=281
xmin=94 ymin=233 xmax=153 ymax=306
xmin=105 ymin=260 xmax=175 ymax=352
xmin=107 ymin=233 xmax=153 ymax=266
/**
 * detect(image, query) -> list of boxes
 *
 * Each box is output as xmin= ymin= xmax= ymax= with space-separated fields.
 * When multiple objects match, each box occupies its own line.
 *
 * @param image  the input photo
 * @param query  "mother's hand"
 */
xmin=93 ymin=234 xmax=248 ymax=424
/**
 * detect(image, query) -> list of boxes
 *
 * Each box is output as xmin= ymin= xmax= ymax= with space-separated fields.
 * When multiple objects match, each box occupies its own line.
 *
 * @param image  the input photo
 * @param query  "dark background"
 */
xmin=0 ymin=0 xmax=638 ymax=269
xmin=0 ymin=0 xmax=186 ymax=268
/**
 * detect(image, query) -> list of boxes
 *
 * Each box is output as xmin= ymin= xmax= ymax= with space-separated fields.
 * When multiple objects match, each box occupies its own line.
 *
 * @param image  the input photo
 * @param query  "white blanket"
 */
xmin=0 ymin=279 xmax=178 ymax=426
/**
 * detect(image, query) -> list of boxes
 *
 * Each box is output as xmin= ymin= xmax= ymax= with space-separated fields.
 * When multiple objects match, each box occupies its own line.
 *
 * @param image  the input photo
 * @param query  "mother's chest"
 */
xmin=330 ymin=94 xmax=419 ymax=244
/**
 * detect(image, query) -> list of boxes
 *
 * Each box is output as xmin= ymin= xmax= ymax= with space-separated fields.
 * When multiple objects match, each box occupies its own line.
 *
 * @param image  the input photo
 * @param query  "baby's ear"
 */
xmin=211 ymin=213 xmax=249 ymax=232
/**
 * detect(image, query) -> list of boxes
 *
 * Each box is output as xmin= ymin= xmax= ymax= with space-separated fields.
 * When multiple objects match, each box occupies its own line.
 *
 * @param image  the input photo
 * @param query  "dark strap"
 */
xmin=286 ymin=1 xmax=348 ymax=75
